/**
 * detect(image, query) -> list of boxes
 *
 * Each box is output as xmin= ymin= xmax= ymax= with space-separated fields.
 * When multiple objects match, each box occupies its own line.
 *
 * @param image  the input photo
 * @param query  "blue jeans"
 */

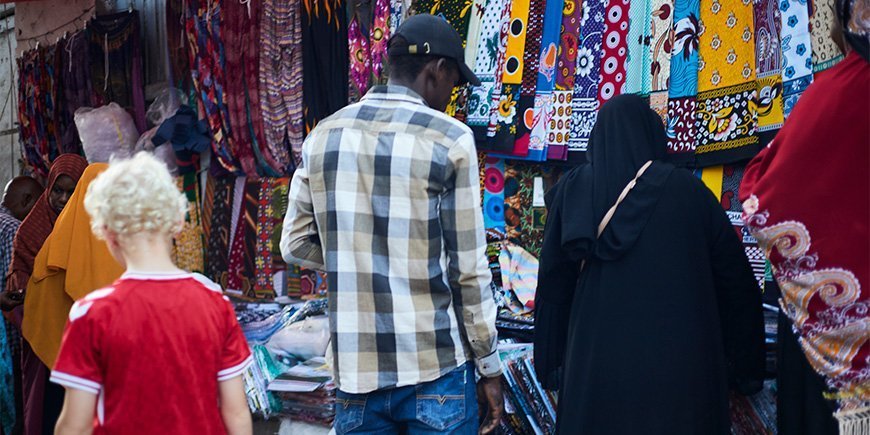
xmin=333 ymin=363 xmax=478 ymax=434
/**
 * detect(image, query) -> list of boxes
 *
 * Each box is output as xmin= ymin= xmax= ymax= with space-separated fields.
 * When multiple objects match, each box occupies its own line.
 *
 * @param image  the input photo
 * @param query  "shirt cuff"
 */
xmin=475 ymin=351 xmax=503 ymax=378
xmin=50 ymin=371 xmax=101 ymax=395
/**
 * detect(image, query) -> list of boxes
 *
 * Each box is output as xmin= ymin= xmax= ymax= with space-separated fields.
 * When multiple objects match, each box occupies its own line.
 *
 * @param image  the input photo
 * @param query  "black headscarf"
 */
xmin=534 ymin=95 xmax=675 ymax=387
xmin=551 ymin=94 xmax=672 ymax=263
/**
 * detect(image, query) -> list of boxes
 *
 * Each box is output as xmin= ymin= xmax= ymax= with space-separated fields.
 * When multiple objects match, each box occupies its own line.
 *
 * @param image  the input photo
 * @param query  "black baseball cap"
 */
xmin=388 ymin=14 xmax=481 ymax=86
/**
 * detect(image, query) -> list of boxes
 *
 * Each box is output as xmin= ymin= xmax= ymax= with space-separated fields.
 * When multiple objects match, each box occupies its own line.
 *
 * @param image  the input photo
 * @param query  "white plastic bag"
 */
xmin=75 ymin=103 xmax=137 ymax=163
xmin=134 ymin=127 xmax=178 ymax=175
xmin=266 ymin=315 xmax=330 ymax=361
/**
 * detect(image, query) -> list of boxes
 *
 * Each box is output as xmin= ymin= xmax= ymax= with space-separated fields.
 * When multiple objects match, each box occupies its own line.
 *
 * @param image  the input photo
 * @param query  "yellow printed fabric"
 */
xmin=501 ymin=0 xmax=531 ymax=84
xmin=700 ymin=165 xmax=724 ymax=201
xmin=697 ymin=0 xmax=756 ymax=92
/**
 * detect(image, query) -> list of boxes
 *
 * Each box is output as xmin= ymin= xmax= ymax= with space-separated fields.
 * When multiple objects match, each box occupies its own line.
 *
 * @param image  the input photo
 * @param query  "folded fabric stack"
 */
xmin=763 ymin=307 xmax=778 ymax=376
xmin=243 ymin=345 xmax=292 ymax=417
xmin=270 ymin=358 xmax=336 ymax=427
xmin=238 ymin=305 xmax=298 ymax=344
xmin=729 ymin=380 xmax=777 ymax=434
xmin=496 ymin=309 xmax=536 ymax=343
xmin=238 ymin=299 xmax=331 ymax=417
xmin=498 ymin=344 xmax=558 ymax=435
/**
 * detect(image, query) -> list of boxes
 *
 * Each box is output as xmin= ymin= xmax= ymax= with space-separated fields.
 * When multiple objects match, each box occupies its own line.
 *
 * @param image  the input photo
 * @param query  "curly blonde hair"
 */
xmin=84 ymin=152 xmax=187 ymax=241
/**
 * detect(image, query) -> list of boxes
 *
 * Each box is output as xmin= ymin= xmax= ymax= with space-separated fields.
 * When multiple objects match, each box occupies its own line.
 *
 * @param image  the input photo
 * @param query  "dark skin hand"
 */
xmin=477 ymin=376 xmax=504 ymax=434
xmin=0 ymin=290 xmax=23 ymax=311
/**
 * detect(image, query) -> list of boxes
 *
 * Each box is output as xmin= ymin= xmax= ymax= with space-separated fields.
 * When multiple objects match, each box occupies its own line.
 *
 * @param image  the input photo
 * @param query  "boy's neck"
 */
xmin=120 ymin=232 xmax=183 ymax=274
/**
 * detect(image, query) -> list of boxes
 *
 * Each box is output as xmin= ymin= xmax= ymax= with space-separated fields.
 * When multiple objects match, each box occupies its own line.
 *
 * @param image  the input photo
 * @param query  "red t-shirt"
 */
xmin=51 ymin=272 xmax=252 ymax=434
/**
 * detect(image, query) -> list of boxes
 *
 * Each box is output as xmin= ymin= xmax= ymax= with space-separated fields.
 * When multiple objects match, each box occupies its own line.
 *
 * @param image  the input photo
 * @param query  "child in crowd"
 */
xmin=51 ymin=152 xmax=253 ymax=435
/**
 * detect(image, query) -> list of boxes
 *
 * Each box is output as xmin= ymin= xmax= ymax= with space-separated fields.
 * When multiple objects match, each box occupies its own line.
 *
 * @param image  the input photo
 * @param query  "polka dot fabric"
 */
xmin=597 ymin=0 xmax=631 ymax=105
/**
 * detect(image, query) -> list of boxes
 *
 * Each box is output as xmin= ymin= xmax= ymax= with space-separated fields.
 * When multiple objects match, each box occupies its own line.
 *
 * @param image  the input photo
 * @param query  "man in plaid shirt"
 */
xmin=281 ymin=14 xmax=504 ymax=435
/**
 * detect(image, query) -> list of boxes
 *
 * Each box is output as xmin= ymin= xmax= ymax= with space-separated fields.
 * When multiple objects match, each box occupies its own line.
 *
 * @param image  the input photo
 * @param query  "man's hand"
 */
xmin=476 ymin=375 xmax=504 ymax=434
xmin=0 ymin=290 xmax=24 ymax=312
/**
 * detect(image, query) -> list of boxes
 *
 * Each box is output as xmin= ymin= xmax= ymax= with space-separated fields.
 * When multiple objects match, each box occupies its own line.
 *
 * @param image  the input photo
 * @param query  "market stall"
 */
xmin=8 ymin=0 xmax=851 ymax=432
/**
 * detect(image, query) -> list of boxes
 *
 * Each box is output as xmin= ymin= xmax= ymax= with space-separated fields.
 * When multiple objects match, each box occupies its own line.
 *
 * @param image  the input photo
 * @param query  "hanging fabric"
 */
xmin=87 ymin=10 xmax=147 ymax=133
xmin=260 ymin=0 xmax=304 ymax=170
xmin=693 ymin=0 xmax=760 ymax=166
xmin=566 ymin=0 xmax=606 ymax=156
xmin=666 ymin=0 xmax=700 ymax=164
xmin=544 ymin=0 xmax=583 ymax=160
xmin=185 ymin=0 xmax=242 ymax=174
xmin=302 ymin=0 xmax=350 ymax=132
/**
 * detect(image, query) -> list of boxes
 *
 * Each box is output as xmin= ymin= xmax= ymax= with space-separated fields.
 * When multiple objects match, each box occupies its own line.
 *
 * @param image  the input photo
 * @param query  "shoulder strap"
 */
xmin=580 ymin=160 xmax=653 ymax=272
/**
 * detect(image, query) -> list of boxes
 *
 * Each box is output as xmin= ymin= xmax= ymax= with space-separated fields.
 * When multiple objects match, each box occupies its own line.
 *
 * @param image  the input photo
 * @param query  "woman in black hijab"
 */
xmin=534 ymin=95 xmax=765 ymax=434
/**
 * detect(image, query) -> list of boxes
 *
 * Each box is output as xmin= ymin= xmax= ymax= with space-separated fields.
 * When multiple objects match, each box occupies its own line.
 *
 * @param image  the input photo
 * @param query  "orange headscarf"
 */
xmin=22 ymin=163 xmax=124 ymax=368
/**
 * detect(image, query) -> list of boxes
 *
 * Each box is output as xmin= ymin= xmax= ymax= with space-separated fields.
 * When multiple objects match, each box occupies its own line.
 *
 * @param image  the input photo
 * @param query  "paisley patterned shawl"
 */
xmin=740 ymin=51 xmax=869 ymax=427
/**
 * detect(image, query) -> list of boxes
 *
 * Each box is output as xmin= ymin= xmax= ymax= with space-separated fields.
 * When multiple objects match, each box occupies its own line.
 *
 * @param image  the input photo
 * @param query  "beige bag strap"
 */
xmin=580 ymin=160 xmax=653 ymax=272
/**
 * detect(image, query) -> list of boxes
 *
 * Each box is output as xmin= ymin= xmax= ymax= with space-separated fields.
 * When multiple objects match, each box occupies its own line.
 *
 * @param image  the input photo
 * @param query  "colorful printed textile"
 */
xmin=467 ymin=0 xmax=511 ymax=142
xmin=507 ymin=0 xmax=549 ymax=158
xmin=489 ymin=0 xmax=531 ymax=152
xmin=567 ymin=0 xmax=606 ymax=154
xmin=754 ymin=0 xmax=783 ymax=77
xmin=779 ymin=0 xmax=814 ymax=118
xmin=464 ymin=0 xmax=489 ymax=67
xmin=173 ymin=174 xmax=205 ymax=273
xmin=624 ymin=0 xmax=651 ymax=95
xmin=647 ymin=0 xmax=674 ymax=93
xmin=697 ymin=0 xmax=756 ymax=92
xmin=498 ymin=242 xmax=539 ymax=313
xmin=186 ymin=0 xmax=242 ymax=173
xmin=667 ymin=96 xmax=699 ymax=155
xmin=694 ymin=82 xmax=760 ymax=166
xmin=253 ymin=179 xmax=291 ymax=299
xmin=597 ymin=0 xmax=631 ymax=105
xmin=260 ymin=0 xmax=304 ymax=170
xmin=526 ymin=0 xmax=566 ymax=161
xmin=755 ymin=75 xmax=784 ymax=132
xmin=544 ymin=0 xmax=583 ymax=159
xmin=810 ymin=0 xmax=844 ymax=72
xmin=669 ymin=0 xmax=701 ymax=99
xmin=482 ymin=157 xmax=507 ymax=234
xmin=503 ymin=162 xmax=562 ymax=257
xmin=205 ymin=176 xmax=235 ymax=284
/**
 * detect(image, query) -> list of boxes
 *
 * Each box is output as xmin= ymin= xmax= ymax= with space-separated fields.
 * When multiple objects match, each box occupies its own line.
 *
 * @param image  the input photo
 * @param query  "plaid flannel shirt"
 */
xmin=281 ymin=85 xmax=501 ymax=394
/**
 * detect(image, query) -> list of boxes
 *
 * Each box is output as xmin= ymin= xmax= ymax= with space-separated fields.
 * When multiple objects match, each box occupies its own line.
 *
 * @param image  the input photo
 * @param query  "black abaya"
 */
xmin=534 ymin=95 xmax=765 ymax=435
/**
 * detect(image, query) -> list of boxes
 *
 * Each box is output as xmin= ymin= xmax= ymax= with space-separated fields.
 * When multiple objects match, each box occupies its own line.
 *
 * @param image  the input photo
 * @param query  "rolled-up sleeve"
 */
xmin=280 ymin=151 xmax=325 ymax=271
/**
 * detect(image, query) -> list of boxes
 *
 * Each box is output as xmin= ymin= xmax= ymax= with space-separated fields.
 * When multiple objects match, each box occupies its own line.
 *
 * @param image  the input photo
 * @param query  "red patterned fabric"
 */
xmin=740 ymin=52 xmax=869 ymax=416
xmin=597 ymin=0 xmax=630 ymax=105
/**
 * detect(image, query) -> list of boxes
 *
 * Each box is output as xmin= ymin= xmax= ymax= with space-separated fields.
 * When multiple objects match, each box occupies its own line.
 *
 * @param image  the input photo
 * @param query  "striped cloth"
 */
xmin=260 ymin=0 xmax=305 ymax=169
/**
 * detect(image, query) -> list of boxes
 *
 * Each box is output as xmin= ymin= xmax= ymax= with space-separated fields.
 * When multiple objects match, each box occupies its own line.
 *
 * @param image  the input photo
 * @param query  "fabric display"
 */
xmin=729 ymin=380 xmax=777 ymax=434
xmin=17 ymin=47 xmax=61 ymax=177
xmin=498 ymin=344 xmax=558 ymax=435
xmin=237 ymin=300 xmax=333 ymax=421
xmin=565 ymin=0 xmax=605 ymax=157
xmin=172 ymin=173 xmax=206 ymax=273
xmin=302 ymin=0 xmax=350 ymax=132
xmin=270 ymin=357 xmax=336 ymax=427
xmin=498 ymin=242 xmax=538 ymax=314
xmin=779 ymin=0 xmax=814 ymax=119
xmin=87 ymin=11 xmax=147 ymax=133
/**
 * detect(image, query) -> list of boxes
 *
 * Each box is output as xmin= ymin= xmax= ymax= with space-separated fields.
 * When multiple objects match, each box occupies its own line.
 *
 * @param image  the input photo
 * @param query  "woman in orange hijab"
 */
xmin=23 ymin=163 xmax=124 ymax=371
xmin=0 ymin=154 xmax=87 ymax=435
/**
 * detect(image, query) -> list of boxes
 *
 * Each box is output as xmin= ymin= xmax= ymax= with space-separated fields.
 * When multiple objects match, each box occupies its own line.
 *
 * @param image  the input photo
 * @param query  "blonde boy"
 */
xmin=52 ymin=153 xmax=252 ymax=435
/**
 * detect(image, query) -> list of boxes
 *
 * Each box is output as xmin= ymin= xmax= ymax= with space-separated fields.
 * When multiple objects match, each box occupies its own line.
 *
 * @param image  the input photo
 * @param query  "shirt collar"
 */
xmin=0 ymin=205 xmax=15 ymax=220
xmin=361 ymin=85 xmax=429 ymax=107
